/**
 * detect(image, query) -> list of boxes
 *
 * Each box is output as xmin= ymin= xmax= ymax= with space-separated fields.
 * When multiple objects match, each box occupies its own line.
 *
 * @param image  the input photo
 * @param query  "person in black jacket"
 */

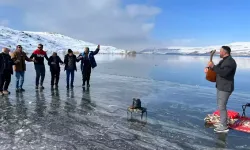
xmin=48 ymin=52 xmax=63 ymax=89
xmin=205 ymin=46 xmax=237 ymax=133
xmin=0 ymin=48 xmax=17 ymax=95
xmin=64 ymin=49 xmax=80 ymax=89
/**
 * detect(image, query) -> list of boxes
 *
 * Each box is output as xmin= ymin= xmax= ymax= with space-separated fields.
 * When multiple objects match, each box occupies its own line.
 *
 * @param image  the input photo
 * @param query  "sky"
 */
xmin=1 ymin=0 xmax=250 ymax=50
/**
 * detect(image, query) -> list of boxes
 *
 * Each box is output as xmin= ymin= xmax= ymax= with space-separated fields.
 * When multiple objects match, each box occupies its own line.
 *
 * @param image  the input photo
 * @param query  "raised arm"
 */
xmin=92 ymin=45 xmax=100 ymax=55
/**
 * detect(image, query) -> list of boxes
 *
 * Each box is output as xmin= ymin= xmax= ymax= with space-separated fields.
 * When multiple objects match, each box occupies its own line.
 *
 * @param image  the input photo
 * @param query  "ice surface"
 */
xmin=0 ymin=54 xmax=250 ymax=149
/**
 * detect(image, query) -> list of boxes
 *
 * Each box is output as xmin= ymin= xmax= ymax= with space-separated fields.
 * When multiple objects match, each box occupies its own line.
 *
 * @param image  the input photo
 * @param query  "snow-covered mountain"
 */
xmin=140 ymin=42 xmax=250 ymax=56
xmin=0 ymin=26 xmax=130 ymax=54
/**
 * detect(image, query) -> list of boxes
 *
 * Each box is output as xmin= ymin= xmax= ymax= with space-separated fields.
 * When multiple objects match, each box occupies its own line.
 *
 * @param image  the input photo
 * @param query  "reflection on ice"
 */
xmin=1 ymin=72 xmax=249 ymax=149
xmin=95 ymin=54 xmax=135 ymax=63
xmin=163 ymin=55 xmax=250 ymax=70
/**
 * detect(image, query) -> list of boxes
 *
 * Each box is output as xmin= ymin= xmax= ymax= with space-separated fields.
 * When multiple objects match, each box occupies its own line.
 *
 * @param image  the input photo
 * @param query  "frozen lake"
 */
xmin=1 ymin=54 xmax=250 ymax=150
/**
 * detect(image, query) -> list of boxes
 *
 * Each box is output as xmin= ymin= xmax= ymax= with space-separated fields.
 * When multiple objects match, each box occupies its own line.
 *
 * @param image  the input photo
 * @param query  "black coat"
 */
xmin=212 ymin=56 xmax=237 ymax=92
xmin=48 ymin=56 xmax=63 ymax=72
xmin=63 ymin=54 xmax=79 ymax=71
xmin=0 ymin=53 xmax=14 ymax=74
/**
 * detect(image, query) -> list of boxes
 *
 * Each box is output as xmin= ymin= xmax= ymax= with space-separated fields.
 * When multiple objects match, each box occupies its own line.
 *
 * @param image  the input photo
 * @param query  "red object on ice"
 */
xmin=211 ymin=110 xmax=250 ymax=133
xmin=213 ymin=110 xmax=240 ymax=119
xmin=229 ymin=117 xmax=250 ymax=133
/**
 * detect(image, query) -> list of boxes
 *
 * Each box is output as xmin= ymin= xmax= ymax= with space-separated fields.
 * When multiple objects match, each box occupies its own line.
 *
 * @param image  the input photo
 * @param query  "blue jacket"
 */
xmin=77 ymin=48 xmax=99 ymax=71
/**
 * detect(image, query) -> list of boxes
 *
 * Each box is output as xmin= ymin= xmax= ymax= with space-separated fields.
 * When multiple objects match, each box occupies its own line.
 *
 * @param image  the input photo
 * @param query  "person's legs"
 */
xmin=19 ymin=71 xmax=25 ymax=90
xmin=0 ymin=74 xmax=4 ymax=94
xmin=214 ymin=89 xmax=231 ymax=132
xmin=82 ymin=71 xmax=86 ymax=86
xmin=3 ymin=72 xmax=11 ymax=94
xmin=51 ymin=71 xmax=55 ymax=86
xmin=35 ymin=65 xmax=41 ymax=88
xmin=66 ymin=70 xmax=70 ymax=88
xmin=40 ymin=65 xmax=45 ymax=88
xmin=86 ymin=68 xmax=91 ymax=86
xmin=70 ymin=70 xmax=74 ymax=87
xmin=55 ymin=71 xmax=60 ymax=87
xmin=15 ymin=71 xmax=21 ymax=90
xmin=218 ymin=90 xmax=231 ymax=127
xmin=214 ymin=89 xmax=221 ymax=127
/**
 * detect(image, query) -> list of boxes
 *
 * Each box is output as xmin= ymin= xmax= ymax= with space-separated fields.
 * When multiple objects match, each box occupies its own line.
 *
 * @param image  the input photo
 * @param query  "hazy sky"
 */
xmin=1 ymin=0 xmax=250 ymax=50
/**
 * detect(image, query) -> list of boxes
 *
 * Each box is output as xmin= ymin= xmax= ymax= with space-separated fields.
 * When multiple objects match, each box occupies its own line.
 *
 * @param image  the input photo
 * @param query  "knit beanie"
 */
xmin=68 ymin=49 xmax=73 ymax=53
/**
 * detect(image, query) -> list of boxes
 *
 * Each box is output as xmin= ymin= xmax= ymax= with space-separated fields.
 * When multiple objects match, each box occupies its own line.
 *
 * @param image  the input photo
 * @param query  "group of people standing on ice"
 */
xmin=0 ymin=43 xmax=239 ymax=134
xmin=0 ymin=44 xmax=100 ymax=95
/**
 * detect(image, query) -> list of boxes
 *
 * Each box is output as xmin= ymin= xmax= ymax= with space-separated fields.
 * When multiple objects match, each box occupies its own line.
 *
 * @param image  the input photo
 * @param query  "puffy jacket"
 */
xmin=77 ymin=48 xmax=99 ymax=71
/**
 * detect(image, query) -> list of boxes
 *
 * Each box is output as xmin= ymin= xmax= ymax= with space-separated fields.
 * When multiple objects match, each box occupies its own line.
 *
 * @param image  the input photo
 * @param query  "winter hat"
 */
xmin=68 ymin=49 xmax=73 ymax=53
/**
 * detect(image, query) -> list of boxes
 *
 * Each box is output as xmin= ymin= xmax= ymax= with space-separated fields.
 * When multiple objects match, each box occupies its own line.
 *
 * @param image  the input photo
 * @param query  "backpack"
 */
xmin=132 ymin=98 xmax=141 ymax=109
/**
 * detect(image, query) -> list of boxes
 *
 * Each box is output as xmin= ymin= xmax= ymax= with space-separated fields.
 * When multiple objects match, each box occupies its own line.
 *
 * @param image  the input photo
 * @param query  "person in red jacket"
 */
xmin=30 ymin=44 xmax=49 ymax=89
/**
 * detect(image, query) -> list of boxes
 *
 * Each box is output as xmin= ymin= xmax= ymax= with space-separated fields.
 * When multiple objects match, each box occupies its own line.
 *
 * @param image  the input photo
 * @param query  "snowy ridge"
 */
xmin=0 ymin=26 xmax=129 ymax=54
xmin=140 ymin=42 xmax=250 ymax=56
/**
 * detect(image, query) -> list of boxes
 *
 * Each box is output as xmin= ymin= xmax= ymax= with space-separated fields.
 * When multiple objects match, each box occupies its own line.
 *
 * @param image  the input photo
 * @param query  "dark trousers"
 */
xmin=66 ymin=69 xmax=74 ymax=86
xmin=0 ymin=72 xmax=11 ymax=92
xmin=51 ymin=70 xmax=60 ymax=86
xmin=35 ymin=65 xmax=45 ymax=86
xmin=82 ymin=68 xmax=91 ymax=85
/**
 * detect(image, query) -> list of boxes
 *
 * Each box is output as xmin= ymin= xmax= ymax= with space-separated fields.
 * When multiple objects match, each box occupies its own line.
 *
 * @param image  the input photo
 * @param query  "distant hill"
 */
xmin=140 ymin=42 xmax=250 ymax=56
xmin=0 ymin=26 xmax=132 ymax=54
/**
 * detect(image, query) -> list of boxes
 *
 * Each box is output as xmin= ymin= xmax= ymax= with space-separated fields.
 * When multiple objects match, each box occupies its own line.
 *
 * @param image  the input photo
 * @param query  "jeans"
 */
xmin=0 ymin=71 xmax=11 ymax=92
xmin=82 ymin=68 xmax=91 ymax=85
xmin=66 ymin=69 xmax=74 ymax=86
xmin=51 ymin=71 xmax=60 ymax=86
xmin=217 ymin=89 xmax=231 ymax=127
xmin=15 ymin=71 xmax=25 ymax=89
xmin=35 ymin=65 xmax=45 ymax=86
